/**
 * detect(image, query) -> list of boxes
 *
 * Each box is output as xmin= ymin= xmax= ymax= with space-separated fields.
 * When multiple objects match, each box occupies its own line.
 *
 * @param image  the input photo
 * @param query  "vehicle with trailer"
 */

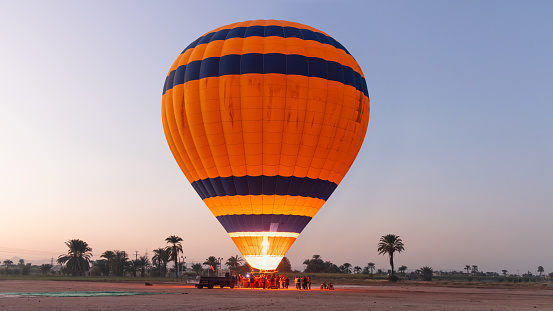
xmin=195 ymin=270 xmax=238 ymax=289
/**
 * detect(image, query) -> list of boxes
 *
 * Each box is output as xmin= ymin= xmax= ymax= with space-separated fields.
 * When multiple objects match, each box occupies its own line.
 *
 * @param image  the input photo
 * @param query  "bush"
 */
xmin=420 ymin=267 xmax=433 ymax=281
xmin=9 ymin=268 xmax=21 ymax=275
xmin=21 ymin=264 xmax=31 ymax=275
xmin=388 ymin=274 xmax=399 ymax=282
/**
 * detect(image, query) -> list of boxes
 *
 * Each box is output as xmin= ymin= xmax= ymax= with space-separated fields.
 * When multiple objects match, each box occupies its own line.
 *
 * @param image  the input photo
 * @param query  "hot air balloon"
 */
xmin=162 ymin=20 xmax=369 ymax=271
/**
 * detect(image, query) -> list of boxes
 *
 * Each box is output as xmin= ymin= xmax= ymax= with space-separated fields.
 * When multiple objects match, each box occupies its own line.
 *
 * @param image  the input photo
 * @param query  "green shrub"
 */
xmin=420 ymin=266 xmax=433 ymax=281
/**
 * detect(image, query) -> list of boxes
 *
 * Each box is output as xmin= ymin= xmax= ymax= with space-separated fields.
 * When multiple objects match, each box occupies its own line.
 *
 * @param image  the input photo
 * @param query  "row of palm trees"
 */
xmin=299 ymin=234 xmax=406 ymax=276
xmin=96 ymin=250 xmax=149 ymax=277
xmin=55 ymin=236 xmax=184 ymax=277
xmin=39 ymin=234 xmax=408 ymax=277
xmin=149 ymin=236 xmax=184 ymax=277
xmin=2 ymin=259 xmax=32 ymax=275
xmin=10 ymin=233 xmax=549 ymax=280
xmin=190 ymin=255 xmax=251 ymax=275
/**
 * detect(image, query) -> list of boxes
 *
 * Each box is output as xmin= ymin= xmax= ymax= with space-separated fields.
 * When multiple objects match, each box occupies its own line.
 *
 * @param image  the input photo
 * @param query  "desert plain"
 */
xmin=1 ymin=280 xmax=552 ymax=310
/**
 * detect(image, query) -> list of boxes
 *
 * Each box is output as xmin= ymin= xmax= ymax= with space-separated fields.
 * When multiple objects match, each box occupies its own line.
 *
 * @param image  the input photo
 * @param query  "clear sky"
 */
xmin=1 ymin=0 xmax=552 ymax=274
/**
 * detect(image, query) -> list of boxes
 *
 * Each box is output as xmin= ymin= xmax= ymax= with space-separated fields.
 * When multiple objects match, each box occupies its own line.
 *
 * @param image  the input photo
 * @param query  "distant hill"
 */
xmin=6 ymin=256 xmax=53 ymax=266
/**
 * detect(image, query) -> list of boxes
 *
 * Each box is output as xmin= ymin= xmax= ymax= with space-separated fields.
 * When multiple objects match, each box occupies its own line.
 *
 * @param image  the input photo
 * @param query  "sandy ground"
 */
xmin=0 ymin=280 xmax=552 ymax=310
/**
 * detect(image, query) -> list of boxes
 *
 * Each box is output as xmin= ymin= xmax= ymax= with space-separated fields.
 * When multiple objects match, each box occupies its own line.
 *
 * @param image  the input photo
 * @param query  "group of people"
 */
xmin=237 ymin=274 xmax=314 ymax=290
xmin=239 ymin=274 xmax=291 ymax=289
xmin=293 ymin=276 xmax=311 ymax=290
xmin=320 ymin=282 xmax=334 ymax=290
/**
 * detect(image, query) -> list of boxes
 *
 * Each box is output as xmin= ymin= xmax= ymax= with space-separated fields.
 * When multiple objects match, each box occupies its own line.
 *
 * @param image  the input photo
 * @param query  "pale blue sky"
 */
xmin=1 ymin=0 xmax=552 ymax=274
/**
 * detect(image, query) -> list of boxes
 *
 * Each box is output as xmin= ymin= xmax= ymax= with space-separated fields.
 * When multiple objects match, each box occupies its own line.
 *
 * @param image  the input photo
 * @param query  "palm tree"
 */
xmin=502 ymin=269 xmax=508 ymax=277
xmin=112 ymin=250 xmax=129 ymax=276
xmin=377 ymin=234 xmax=405 ymax=275
xmin=340 ymin=262 xmax=352 ymax=274
xmin=353 ymin=266 xmax=362 ymax=274
xmin=100 ymin=250 xmax=115 ymax=276
xmin=303 ymin=255 xmax=326 ymax=273
xmin=465 ymin=265 xmax=471 ymax=274
xmin=128 ymin=259 xmax=139 ymax=277
xmin=191 ymin=263 xmax=203 ymax=275
xmin=3 ymin=259 xmax=13 ymax=274
xmin=152 ymin=248 xmax=164 ymax=276
xmin=420 ymin=266 xmax=433 ymax=281
xmin=135 ymin=256 xmax=150 ymax=277
xmin=471 ymin=265 xmax=478 ymax=274
xmin=277 ymin=257 xmax=292 ymax=273
xmin=368 ymin=262 xmax=375 ymax=275
xmin=203 ymin=256 xmax=218 ymax=275
xmin=152 ymin=248 xmax=170 ymax=277
xmin=398 ymin=265 xmax=407 ymax=274
xmin=165 ymin=235 xmax=183 ymax=277
xmin=40 ymin=264 xmax=52 ymax=275
xmin=225 ymin=255 xmax=244 ymax=271
xmin=537 ymin=266 xmax=544 ymax=276
xmin=56 ymin=239 xmax=93 ymax=276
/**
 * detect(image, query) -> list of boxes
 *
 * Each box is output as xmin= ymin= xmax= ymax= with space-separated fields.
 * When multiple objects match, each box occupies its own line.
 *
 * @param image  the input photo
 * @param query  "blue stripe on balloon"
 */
xmin=216 ymin=214 xmax=312 ymax=234
xmin=180 ymin=26 xmax=351 ymax=56
xmin=190 ymin=175 xmax=338 ymax=201
xmin=162 ymin=53 xmax=368 ymax=98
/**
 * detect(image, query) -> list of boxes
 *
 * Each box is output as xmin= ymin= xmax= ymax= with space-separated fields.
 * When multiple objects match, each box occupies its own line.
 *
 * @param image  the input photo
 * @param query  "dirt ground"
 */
xmin=0 ymin=280 xmax=551 ymax=310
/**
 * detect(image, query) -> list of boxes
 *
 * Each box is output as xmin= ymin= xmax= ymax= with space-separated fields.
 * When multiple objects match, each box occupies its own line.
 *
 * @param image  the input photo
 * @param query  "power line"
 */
xmin=0 ymin=247 xmax=60 ymax=256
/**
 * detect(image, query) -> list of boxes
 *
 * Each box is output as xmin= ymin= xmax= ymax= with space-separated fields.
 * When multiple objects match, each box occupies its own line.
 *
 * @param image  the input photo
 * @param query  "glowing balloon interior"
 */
xmin=162 ymin=20 xmax=370 ymax=270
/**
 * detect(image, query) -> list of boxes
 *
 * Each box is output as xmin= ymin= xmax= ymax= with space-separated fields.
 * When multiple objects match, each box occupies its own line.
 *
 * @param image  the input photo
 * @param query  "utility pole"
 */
xmin=135 ymin=251 xmax=139 ymax=261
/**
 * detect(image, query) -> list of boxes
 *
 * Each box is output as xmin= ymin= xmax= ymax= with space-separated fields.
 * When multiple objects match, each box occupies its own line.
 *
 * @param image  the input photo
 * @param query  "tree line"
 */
xmin=3 ymin=233 xmax=549 ymax=282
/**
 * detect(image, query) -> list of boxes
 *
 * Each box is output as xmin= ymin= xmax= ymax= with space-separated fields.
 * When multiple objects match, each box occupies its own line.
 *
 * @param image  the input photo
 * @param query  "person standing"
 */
xmin=285 ymin=276 xmax=290 ymax=289
xmin=308 ymin=277 xmax=311 ymax=290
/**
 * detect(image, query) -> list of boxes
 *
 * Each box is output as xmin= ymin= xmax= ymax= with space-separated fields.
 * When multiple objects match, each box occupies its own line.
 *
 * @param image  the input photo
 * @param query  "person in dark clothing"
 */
xmin=285 ymin=277 xmax=289 ymax=289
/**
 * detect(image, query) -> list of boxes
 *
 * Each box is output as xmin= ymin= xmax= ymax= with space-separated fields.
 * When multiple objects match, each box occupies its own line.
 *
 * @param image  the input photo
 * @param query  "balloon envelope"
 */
xmin=162 ymin=20 xmax=370 ymax=270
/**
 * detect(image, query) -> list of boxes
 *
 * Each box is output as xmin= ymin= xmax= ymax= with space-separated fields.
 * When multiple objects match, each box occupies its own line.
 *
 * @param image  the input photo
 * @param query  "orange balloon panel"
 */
xmin=162 ymin=20 xmax=370 ymax=270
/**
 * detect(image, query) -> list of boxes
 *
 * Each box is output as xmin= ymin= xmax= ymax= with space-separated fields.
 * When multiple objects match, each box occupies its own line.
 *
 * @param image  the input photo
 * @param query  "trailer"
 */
xmin=195 ymin=271 xmax=237 ymax=289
